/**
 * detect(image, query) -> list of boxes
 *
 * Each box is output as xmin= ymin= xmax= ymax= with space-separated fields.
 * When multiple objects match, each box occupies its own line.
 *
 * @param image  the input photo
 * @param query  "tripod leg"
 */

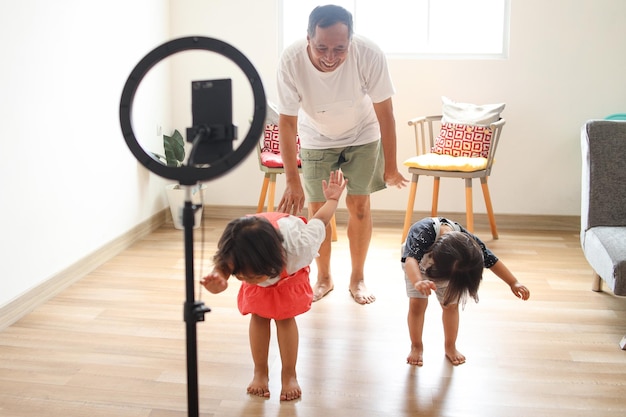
xmin=182 ymin=193 xmax=210 ymax=417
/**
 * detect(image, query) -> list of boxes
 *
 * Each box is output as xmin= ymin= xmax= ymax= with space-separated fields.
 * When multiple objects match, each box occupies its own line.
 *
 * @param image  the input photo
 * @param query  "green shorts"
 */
xmin=300 ymin=140 xmax=386 ymax=202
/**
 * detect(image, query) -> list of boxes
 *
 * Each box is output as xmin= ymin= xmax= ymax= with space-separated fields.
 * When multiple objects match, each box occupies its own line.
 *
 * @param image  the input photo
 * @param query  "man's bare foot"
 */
xmin=349 ymin=281 xmax=375 ymax=304
xmin=312 ymin=280 xmax=334 ymax=302
xmin=406 ymin=345 xmax=424 ymax=366
xmin=280 ymin=375 xmax=302 ymax=401
xmin=445 ymin=347 xmax=466 ymax=366
xmin=247 ymin=374 xmax=270 ymax=398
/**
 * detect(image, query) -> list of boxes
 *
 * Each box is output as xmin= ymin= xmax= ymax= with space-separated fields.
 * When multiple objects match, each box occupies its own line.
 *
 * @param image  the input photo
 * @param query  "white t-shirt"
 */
xmin=257 ymin=216 xmax=325 ymax=287
xmin=277 ymin=35 xmax=395 ymax=149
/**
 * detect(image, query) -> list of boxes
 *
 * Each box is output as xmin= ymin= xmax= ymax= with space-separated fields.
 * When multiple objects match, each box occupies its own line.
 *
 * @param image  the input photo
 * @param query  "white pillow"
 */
xmin=441 ymin=96 xmax=505 ymax=126
xmin=265 ymin=101 xmax=280 ymax=125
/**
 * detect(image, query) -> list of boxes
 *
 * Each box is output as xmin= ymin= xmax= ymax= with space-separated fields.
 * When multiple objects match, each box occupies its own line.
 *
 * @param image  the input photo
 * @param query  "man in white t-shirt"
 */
xmin=276 ymin=4 xmax=407 ymax=304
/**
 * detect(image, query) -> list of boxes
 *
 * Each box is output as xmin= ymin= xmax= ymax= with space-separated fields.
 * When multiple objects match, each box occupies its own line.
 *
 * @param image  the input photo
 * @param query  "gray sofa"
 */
xmin=580 ymin=119 xmax=626 ymax=349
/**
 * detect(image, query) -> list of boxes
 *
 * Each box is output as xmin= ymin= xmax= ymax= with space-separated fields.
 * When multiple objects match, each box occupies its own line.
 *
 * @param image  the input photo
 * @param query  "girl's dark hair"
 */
xmin=422 ymin=231 xmax=484 ymax=306
xmin=307 ymin=4 xmax=354 ymax=39
xmin=213 ymin=216 xmax=286 ymax=279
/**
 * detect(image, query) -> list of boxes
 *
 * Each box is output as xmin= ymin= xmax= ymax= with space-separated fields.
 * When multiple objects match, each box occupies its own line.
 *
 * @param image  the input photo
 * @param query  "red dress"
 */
xmin=237 ymin=212 xmax=315 ymax=320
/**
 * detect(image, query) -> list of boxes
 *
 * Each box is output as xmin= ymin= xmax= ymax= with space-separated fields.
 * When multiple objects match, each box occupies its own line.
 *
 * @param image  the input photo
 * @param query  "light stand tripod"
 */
xmin=119 ymin=36 xmax=266 ymax=417
xmin=181 ymin=185 xmax=210 ymax=416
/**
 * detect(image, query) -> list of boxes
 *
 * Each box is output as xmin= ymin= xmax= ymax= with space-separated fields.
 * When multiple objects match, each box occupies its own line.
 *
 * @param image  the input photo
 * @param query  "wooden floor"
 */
xmin=1 ymin=218 xmax=625 ymax=417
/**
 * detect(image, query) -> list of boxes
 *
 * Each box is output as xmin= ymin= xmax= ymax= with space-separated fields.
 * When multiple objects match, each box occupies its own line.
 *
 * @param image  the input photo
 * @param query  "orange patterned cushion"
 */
xmin=431 ymin=122 xmax=493 ymax=158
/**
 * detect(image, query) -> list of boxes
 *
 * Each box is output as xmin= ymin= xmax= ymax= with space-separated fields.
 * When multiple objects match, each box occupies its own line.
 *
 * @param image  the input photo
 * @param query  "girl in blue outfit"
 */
xmin=402 ymin=217 xmax=530 ymax=366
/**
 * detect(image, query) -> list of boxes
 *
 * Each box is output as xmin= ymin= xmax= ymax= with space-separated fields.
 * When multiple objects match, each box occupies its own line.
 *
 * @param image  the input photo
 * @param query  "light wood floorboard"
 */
xmin=1 ymin=219 xmax=625 ymax=417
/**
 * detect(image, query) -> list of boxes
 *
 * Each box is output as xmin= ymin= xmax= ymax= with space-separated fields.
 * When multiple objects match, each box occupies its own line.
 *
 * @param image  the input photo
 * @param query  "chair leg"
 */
xmin=257 ymin=174 xmax=271 ymax=213
xmin=465 ymin=178 xmax=474 ymax=233
xmin=401 ymin=174 xmax=419 ymax=242
xmin=590 ymin=273 xmax=625 ymax=349
xmin=431 ymin=177 xmax=440 ymax=217
xmin=591 ymin=272 xmax=603 ymax=292
xmin=480 ymin=177 xmax=499 ymax=239
xmin=267 ymin=174 xmax=277 ymax=212
xmin=330 ymin=214 xmax=338 ymax=242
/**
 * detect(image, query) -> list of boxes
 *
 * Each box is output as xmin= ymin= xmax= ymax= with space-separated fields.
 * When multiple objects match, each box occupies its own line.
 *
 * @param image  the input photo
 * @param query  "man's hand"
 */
xmin=278 ymin=184 xmax=306 ymax=215
xmin=385 ymin=170 xmax=409 ymax=189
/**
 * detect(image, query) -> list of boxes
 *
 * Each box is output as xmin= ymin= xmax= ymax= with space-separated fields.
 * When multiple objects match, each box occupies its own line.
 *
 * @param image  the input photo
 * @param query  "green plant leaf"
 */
xmin=163 ymin=129 xmax=185 ymax=167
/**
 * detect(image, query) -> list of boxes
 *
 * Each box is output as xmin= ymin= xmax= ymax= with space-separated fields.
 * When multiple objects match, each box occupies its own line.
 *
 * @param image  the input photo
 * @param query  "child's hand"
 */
xmin=510 ymin=282 xmax=530 ymax=300
xmin=322 ymin=170 xmax=347 ymax=202
xmin=414 ymin=280 xmax=437 ymax=296
xmin=200 ymin=271 xmax=228 ymax=294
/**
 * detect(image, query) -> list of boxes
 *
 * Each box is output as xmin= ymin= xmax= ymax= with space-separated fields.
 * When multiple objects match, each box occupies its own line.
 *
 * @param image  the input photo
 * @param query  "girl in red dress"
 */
xmin=201 ymin=171 xmax=346 ymax=401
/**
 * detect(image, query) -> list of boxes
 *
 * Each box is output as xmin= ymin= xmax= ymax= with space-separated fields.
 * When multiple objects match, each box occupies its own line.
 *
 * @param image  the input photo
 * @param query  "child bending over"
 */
xmin=201 ymin=171 xmax=347 ymax=401
xmin=401 ymin=217 xmax=530 ymax=366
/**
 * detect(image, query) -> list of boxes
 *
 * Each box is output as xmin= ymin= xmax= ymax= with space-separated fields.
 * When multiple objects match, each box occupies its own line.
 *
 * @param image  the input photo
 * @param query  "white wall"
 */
xmin=0 ymin=0 xmax=171 ymax=308
xmin=168 ymin=0 xmax=283 ymax=198
xmin=170 ymin=0 xmax=626 ymax=215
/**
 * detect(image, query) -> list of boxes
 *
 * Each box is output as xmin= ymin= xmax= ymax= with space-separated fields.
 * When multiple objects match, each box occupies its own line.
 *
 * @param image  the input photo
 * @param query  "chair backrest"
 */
xmin=261 ymin=123 xmax=301 ymax=154
xmin=408 ymin=115 xmax=505 ymax=173
xmin=257 ymin=103 xmax=302 ymax=169
xmin=257 ymin=100 xmax=281 ymax=170
xmin=257 ymin=124 xmax=288 ymax=170
xmin=258 ymin=101 xmax=300 ymax=156
xmin=581 ymin=120 xmax=626 ymax=230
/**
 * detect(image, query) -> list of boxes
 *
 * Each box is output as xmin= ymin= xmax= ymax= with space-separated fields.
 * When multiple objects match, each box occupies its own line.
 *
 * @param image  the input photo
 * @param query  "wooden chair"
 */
xmin=400 ymin=115 xmax=505 ymax=242
xmin=256 ymin=122 xmax=337 ymax=241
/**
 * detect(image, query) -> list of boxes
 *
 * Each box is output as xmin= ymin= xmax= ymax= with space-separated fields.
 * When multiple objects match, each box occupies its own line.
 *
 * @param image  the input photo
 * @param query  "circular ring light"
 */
xmin=119 ymin=36 xmax=266 ymax=184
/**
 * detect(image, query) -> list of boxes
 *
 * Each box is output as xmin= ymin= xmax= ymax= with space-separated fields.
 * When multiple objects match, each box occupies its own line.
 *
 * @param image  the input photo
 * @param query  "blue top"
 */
xmin=401 ymin=217 xmax=498 ymax=268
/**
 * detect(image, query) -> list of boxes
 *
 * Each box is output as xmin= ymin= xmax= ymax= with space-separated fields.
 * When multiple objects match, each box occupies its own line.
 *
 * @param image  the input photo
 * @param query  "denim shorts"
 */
xmin=300 ymin=140 xmax=386 ymax=202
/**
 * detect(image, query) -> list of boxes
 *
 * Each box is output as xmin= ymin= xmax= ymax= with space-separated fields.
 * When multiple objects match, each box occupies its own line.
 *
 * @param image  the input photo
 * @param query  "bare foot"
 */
xmin=280 ymin=375 xmax=302 ymax=401
xmin=312 ymin=280 xmax=334 ymax=302
xmin=406 ymin=345 xmax=424 ymax=366
xmin=349 ymin=281 xmax=375 ymax=304
xmin=247 ymin=374 xmax=270 ymax=398
xmin=445 ymin=347 xmax=466 ymax=366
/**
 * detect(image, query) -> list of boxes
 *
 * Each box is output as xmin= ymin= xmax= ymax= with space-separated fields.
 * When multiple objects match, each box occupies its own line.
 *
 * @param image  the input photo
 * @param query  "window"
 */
xmin=280 ymin=0 xmax=510 ymax=59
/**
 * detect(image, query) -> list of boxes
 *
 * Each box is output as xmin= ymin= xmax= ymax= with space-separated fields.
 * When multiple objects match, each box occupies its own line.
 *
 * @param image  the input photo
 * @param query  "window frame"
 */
xmin=279 ymin=0 xmax=511 ymax=60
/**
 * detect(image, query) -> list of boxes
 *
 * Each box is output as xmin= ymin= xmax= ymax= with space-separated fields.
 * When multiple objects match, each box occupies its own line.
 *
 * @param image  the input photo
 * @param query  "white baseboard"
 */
xmin=0 ymin=210 xmax=167 ymax=331
xmin=202 ymin=205 xmax=580 ymax=232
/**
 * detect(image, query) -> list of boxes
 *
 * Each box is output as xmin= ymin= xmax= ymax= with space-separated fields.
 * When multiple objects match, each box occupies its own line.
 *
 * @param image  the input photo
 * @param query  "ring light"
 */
xmin=118 ymin=36 xmax=267 ymax=417
xmin=119 ymin=36 xmax=266 ymax=184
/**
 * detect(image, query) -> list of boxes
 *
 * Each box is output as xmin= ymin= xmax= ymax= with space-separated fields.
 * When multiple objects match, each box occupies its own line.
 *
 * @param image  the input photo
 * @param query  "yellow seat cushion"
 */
xmin=403 ymin=153 xmax=488 ymax=172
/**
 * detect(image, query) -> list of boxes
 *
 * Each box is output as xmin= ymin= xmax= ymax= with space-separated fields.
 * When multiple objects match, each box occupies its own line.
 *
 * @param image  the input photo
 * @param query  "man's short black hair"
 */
xmin=307 ymin=4 xmax=354 ymax=39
